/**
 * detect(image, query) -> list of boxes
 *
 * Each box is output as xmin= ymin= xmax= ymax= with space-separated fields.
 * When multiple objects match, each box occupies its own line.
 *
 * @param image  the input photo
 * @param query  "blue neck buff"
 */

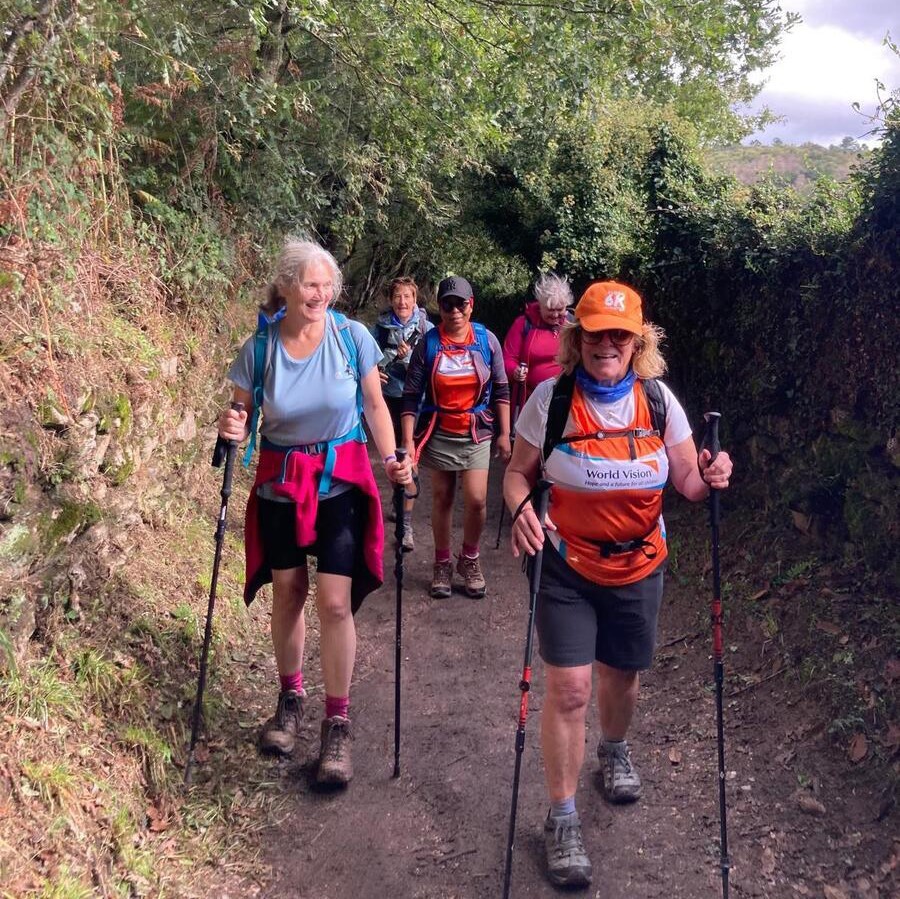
xmin=390 ymin=309 xmax=415 ymax=329
xmin=575 ymin=366 xmax=636 ymax=403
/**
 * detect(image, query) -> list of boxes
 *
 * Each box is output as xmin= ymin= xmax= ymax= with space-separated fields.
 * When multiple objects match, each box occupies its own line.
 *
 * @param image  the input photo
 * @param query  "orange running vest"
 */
xmin=545 ymin=380 xmax=669 ymax=586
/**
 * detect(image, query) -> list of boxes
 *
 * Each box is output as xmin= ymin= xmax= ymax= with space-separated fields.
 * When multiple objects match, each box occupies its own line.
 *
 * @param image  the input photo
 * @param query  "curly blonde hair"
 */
xmin=557 ymin=321 xmax=667 ymax=380
xmin=261 ymin=235 xmax=343 ymax=314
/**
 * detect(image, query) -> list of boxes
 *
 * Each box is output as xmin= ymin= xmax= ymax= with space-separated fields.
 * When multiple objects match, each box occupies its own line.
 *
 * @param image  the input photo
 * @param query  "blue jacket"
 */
xmin=370 ymin=306 xmax=433 ymax=398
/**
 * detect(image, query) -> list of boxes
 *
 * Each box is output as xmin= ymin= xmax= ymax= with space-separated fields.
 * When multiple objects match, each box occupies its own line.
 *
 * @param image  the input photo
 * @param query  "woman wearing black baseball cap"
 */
xmin=401 ymin=276 xmax=511 ymax=598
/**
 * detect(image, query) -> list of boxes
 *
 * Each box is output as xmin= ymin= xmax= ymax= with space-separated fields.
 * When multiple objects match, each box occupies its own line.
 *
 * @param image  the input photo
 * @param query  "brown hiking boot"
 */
xmin=317 ymin=716 xmax=353 ymax=785
xmin=430 ymin=560 xmax=453 ymax=598
xmin=456 ymin=554 xmax=486 ymax=598
xmin=258 ymin=689 xmax=305 ymax=756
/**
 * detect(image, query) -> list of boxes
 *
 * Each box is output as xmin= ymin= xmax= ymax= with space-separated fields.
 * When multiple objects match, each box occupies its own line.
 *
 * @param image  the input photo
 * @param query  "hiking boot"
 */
xmin=401 ymin=521 xmax=415 ymax=553
xmin=317 ymin=716 xmax=353 ymax=785
xmin=598 ymin=739 xmax=642 ymax=803
xmin=258 ymin=689 xmax=305 ymax=756
xmin=543 ymin=811 xmax=593 ymax=888
xmin=430 ymin=561 xmax=453 ymax=598
xmin=455 ymin=554 xmax=486 ymax=598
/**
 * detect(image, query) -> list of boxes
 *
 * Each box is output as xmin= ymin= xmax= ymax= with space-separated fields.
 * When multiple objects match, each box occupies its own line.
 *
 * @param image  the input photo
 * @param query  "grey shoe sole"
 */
xmin=547 ymin=864 xmax=592 ymax=888
xmin=603 ymin=782 xmax=642 ymax=803
xmin=258 ymin=735 xmax=295 ymax=756
xmin=316 ymin=765 xmax=352 ymax=786
xmin=430 ymin=586 xmax=451 ymax=598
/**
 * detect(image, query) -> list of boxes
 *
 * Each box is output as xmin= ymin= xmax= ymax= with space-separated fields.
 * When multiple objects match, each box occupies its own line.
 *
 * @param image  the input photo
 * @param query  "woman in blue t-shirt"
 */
xmin=218 ymin=237 xmax=411 ymax=787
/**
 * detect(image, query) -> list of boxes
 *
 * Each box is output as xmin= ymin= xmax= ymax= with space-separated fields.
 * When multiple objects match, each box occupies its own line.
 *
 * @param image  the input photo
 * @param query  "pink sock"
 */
xmin=462 ymin=543 xmax=479 ymax=559
xmin=280 ymin=670 xmax=304 ymax=694
xmin=435 ymin=548 xmax=451 ymax=563
xmin=325 ymin=695 xmax=349 ymax=720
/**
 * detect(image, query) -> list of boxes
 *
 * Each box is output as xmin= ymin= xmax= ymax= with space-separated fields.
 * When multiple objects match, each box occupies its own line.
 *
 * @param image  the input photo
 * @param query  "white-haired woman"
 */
xmin=503 ymin=273 xmax=574 ymax=415
xmin=217 ymin=237 xmax=411 ymax=787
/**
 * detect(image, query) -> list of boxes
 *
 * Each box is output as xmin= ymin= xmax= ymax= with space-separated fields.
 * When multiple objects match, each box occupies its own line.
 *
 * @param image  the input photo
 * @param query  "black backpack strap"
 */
xmin=542 ymin=371 xmax=576 ymax=463
xmin=641 ymin=378 xmax=667 ymax=438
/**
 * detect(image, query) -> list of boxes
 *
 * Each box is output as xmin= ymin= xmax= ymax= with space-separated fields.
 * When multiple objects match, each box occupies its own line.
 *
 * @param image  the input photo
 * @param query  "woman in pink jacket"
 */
xmin=503 ymin=274 xmax=574 ymax=419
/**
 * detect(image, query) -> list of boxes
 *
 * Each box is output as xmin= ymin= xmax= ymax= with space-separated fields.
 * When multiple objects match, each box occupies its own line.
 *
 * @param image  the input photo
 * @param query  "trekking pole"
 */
xmin=185 ymin=401 xmax=243 ymax=786
xmin=703 ymin=411 xmax=730 ymax=898
xmin=502 ymin=480 xmax=552 ymax=899
xmin=495 ymin=379 xmax=524 ymax=549
xmin=392 ymin=448 xmax=418 ymax=778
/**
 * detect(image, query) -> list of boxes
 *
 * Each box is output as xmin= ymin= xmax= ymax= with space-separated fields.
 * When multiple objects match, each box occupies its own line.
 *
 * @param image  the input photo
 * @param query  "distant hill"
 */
xmin=705 ymin=141 xmax=869 ymax=191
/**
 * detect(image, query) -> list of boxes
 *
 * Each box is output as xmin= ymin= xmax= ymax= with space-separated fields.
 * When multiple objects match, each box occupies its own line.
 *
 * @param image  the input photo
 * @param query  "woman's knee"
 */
xmin=597 ymin=663 xmax=639 ymax=695
xmin=272 ymin=569 xmax=309 ymax=611
xmin=546 ymin=671 xmax=592 ymax=715
xmin=316 ymin=578 xmax=353 ymax=625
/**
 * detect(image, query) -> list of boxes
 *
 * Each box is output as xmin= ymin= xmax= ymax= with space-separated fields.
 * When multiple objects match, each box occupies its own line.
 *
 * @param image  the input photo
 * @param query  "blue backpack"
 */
xmin=243 ymin=308 xmax=364 ymax=494
xmin=421 ymin=322 xmax=493 ymax=414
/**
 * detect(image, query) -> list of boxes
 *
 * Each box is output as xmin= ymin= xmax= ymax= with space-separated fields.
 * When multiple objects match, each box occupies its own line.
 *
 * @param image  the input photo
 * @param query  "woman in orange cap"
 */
xmin=503 ymin=280 xmax=733 ymax=888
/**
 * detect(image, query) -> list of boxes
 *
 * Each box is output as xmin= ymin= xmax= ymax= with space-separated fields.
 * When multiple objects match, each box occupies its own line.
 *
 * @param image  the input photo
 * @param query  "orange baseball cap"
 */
xmin=574 ymin=281 xmax=643 ymax=336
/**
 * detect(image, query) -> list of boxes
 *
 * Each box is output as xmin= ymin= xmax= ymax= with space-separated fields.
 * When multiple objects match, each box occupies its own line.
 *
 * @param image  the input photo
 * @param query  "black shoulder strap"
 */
xmin=641 ymin=378 xmax=667 ymax=437
xmin=542 ymin=371 xmax=576 ymax=462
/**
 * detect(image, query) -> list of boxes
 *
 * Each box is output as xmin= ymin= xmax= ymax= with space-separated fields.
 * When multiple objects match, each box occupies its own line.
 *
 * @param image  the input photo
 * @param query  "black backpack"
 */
xmin=541 ymin=373 xmax=667 ymax=463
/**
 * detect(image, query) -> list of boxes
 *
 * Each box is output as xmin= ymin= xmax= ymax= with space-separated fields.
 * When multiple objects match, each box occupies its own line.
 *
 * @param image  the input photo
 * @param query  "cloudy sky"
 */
xmin=744 ymin=0 xmax=900 ymax=146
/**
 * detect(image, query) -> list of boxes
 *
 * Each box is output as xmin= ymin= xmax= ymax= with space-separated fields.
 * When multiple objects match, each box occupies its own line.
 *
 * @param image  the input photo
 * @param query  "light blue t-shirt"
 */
xmin=228 ymin=317 xmax=382 ymax=447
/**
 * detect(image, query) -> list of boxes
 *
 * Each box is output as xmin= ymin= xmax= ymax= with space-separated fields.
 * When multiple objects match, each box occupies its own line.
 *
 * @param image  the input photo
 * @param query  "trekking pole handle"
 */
xmin=703 ymin=411 xmax=721 ymax=466
xmin=395 ymin=447 xmax=407 ymax=464
xmin=213 ymin=401 xmax=245 ymax=469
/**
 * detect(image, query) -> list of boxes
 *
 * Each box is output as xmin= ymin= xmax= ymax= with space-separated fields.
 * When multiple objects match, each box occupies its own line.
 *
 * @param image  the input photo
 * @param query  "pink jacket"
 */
xmin=503 ymin=303 xmax=564 ymax=405
xmin=243 ymin=441 xmax=383 ymax=613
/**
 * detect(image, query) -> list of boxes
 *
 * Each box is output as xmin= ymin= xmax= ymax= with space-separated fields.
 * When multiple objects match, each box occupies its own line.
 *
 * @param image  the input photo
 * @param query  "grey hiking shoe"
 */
xmin=258 ymin=689 xmax=305 ymax=756
xmin=430 ymin=561 xmax=453 ymax=598
xmin=401 ymin=520 xmax=415 ymax=553
xmin=598 ymin=739 xmax=642 ymax=803
xmin=455 ymin=554 xmax=486 ymax=598
xmin=317 ymin=716 xmax=353 ymax=785
xmin=543 ymin=811 xmax=593 ymax=888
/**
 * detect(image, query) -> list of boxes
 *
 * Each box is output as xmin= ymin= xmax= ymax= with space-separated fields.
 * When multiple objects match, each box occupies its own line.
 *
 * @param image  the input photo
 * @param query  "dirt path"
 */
xmin=244 ymin=470 xmax=896 ymax=899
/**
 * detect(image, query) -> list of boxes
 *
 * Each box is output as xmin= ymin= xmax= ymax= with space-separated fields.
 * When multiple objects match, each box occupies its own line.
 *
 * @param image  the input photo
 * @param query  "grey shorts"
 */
xmin=419 ymin=429 xmax=491 ymax=471
xmin=535 ymin=543 xmax=665 ymax=670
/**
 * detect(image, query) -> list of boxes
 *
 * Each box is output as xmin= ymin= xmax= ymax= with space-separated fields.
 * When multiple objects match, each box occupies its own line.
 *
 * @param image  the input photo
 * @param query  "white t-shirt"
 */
xmin=515 ymin=377 xmax=693 ymax=453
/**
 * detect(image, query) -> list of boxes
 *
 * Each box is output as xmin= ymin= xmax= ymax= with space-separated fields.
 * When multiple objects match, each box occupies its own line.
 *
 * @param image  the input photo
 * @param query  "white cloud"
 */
xmin=743 ymin=1 xmax=900 ymax=145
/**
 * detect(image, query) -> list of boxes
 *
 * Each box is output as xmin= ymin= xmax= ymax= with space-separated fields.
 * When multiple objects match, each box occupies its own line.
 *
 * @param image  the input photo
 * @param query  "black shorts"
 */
xmin=257 ymin=487 xmax=366 ymax=576
xmin=535 ymin=542 xmax=665 ymax=670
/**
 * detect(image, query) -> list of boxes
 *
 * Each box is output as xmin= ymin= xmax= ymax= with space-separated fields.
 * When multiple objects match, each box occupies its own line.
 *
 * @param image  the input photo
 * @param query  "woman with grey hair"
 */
xmin=503 ymin=273 xmax=573 ymax=412
xmin=217 ymin=236 xmax=411 ymax=787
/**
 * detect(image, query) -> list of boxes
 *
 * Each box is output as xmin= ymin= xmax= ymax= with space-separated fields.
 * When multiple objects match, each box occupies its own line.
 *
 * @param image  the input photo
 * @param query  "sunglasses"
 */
xmin=581 ymin=328 xmax=634 ymax=346
xmin=438 ymin=297 xmax=470 ymax=312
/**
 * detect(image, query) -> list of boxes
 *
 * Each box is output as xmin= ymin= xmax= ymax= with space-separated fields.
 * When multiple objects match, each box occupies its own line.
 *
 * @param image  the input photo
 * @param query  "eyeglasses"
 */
xmin=438 ymin=298 xmax=469 ymax=312
xmin=580 ymin=328 xmax=634 ymax=346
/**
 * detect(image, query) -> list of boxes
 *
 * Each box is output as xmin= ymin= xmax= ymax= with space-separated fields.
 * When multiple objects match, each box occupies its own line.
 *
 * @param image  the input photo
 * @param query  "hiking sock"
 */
xmin=325 ymin=695 xmax=350 ymax=720
xmin=550 ymin=796 xmax=577 ymax=819
xmin=603 ymin=738 xmax=627 ymax=752
xmin=462 ymin=542 xmax=479 ymax=559
xmin=280 ymin=670 xmax=304 ymax=694
xmin=435 ymin=548 xmax=451 ymax=563
xmin=402 ymin=510 xmax=412 ymax=526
